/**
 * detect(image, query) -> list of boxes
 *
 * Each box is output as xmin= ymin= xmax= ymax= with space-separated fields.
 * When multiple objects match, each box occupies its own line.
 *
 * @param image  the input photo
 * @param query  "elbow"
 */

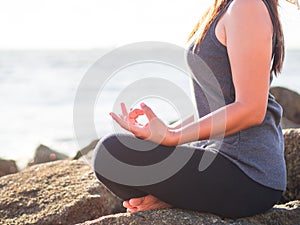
xmin=251 ymin=113 xmax=265 ymax=126
xmin=247 ymin=107 xmax=266 ymax=126
xmin=236 ymin=101 xmax=266 ymax=127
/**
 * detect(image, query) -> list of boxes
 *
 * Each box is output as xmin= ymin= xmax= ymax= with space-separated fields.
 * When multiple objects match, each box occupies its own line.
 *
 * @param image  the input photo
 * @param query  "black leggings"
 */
xmin=92 ymin=133 xmax=282 ymax=219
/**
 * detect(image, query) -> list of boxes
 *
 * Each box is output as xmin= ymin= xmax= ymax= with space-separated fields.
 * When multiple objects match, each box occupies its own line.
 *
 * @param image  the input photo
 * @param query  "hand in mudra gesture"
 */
xmin=110 ymin=102 xmax=177 ymax=146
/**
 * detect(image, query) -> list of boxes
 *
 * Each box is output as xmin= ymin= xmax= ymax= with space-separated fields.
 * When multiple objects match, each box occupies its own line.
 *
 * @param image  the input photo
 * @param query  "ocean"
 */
xmin=0 ymin=48 xmax=299 ymax=168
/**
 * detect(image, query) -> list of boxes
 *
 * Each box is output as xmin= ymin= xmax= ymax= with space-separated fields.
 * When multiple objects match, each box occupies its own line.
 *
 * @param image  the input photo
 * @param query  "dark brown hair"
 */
xmin=188 ymin=0 xmax=284 ymax=75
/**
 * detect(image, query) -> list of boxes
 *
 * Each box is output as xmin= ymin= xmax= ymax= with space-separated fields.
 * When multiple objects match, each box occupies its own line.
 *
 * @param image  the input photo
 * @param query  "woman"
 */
xmin=92 ymin=0 xmax=289 ymax=218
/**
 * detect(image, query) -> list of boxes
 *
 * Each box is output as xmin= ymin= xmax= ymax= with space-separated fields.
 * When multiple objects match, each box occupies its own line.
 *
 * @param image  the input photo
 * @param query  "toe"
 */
xmin=123 ymin=200 xmax=131 ymax=208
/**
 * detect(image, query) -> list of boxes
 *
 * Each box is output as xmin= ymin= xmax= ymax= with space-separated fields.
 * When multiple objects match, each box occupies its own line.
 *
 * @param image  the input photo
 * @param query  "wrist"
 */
xmin=165 ymin=129 xmax=181 ymax=146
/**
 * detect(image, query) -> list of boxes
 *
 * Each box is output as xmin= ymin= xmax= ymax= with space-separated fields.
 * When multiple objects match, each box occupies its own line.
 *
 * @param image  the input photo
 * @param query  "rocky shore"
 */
xmin=0 ymin=86 xmax=300 ymax=224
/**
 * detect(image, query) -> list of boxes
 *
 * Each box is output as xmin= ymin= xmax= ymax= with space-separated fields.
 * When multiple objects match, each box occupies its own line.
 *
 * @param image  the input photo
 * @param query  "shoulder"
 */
xmin=224 ymin=0 xmax=273 ymax=38
xmin=228 ymin=0 xmax=270 ymax=14
xmin=226 ymin=0 xmax=273 ymax=24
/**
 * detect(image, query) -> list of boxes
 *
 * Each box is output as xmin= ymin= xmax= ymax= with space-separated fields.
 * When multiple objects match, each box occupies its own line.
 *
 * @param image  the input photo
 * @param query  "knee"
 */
xmin=92 ymin=133 xmax=118 ymax=166
xmin=94 ymin=133 xmax=119 ymax=152
xmin=92 ymin=133 xmax=133 ymax=169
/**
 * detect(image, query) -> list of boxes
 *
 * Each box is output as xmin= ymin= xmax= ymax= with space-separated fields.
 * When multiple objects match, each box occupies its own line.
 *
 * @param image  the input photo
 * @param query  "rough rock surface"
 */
xmin=79 ymin=200 xmax=300 ymax=225
xmin=282 ymin=128 xmax=300 ymax=202
xmin=270 ymin=87 xmax=300 ymax=125
xmin=0 ymin=158 xmax=18 ymax=177
xmin=28 ymin=144 xmax=69 ymax=166
xmin=0 ymin=160 xmax=123 ymax=225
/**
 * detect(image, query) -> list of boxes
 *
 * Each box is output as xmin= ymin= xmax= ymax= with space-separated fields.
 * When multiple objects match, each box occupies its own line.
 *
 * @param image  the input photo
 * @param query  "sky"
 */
xmin=0 ymin=0 xmax=299 ymax=50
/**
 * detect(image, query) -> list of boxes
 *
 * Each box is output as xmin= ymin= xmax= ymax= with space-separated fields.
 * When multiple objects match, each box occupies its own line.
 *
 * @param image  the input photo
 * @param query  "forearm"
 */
xmin=171 ymin=102 xmax=264 ymax=145
xmin=170 ymin=115 xmax=195 ymax=129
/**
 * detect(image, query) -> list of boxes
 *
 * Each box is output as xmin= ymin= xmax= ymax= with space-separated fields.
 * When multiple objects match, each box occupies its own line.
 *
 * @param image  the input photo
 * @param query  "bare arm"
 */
xmin=169 ymin=115 xmax=195 ymax=129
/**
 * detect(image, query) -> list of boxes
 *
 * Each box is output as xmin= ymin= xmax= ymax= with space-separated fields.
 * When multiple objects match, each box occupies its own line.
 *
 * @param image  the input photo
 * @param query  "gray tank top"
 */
xmin=187 ymin=0 xmax=286 ymax=191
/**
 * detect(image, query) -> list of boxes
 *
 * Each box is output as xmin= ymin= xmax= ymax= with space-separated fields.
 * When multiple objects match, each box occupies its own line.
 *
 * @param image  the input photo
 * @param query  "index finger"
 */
xmin=110 ymin=112 xmax=130 ymax=131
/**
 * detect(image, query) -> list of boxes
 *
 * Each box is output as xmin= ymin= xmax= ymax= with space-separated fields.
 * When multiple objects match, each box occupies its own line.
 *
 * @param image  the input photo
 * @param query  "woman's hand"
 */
xmin=110 ymin=102 xmax=178 ymax=146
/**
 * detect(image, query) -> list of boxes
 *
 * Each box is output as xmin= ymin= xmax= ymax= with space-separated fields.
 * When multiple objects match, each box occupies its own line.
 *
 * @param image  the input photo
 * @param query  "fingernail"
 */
xmin=109 ymin=112 xmax=112 ymax=116
xmin=140 ymin=102 xmax=146 ymax=107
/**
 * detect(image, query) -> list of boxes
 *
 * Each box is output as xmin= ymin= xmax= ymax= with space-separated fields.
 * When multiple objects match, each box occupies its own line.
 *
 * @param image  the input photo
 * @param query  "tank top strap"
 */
xmin=211 ymin=0 xmax=235 ymax=31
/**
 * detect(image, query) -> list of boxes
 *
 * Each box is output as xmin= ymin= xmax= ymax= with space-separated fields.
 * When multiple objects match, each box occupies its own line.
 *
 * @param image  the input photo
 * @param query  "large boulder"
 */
xmin=282 ymin=128 xmax=300 ymax=202
xmin=28 ymin=144 xmax=69 ymax=166
xmin=0 ymin=160 xmax=123 ymax=225
xmin=0 ymin=158 xmax=18 ymax=177
xmin=270 ymin=87 xmax=300 ymax=125
xmin=79 ymin=200 xmax=300 ymax=225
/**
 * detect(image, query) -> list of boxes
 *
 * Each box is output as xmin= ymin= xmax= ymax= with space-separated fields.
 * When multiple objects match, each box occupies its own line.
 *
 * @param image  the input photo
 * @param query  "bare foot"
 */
xmin=123 ymin=194 xmax=172 ymax=213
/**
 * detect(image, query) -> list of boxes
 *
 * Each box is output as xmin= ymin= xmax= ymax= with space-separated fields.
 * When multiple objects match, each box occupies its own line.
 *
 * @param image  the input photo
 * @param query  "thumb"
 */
xmin=140 ymin=103 xmax=156 ymax=121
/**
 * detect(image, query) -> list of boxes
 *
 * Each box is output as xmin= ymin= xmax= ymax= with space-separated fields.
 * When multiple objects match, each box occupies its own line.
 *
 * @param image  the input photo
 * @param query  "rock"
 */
xmin=78 ymin=200 xmax=300 ymax=225
xmin=73 ymin=139 xmax=99 ymax=160
xmin=282 ymin=128 xmax=300 ymax=203
xmin=0 ymin=160 xmax=124 ymax=225
xmin=270 ymin=87 xmax=300 ymax=125
xmin=281 ymin=117 xmax=300 ymax=129
xmin=28 ymin=144 xmax=69 ymax=166
xmin=0 ymin=158 xmax=18 ymax=177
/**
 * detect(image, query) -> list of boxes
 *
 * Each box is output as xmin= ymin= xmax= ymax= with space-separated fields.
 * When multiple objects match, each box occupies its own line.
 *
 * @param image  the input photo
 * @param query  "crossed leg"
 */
xmin=92 ymin=133 xmax=282 ymax=218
